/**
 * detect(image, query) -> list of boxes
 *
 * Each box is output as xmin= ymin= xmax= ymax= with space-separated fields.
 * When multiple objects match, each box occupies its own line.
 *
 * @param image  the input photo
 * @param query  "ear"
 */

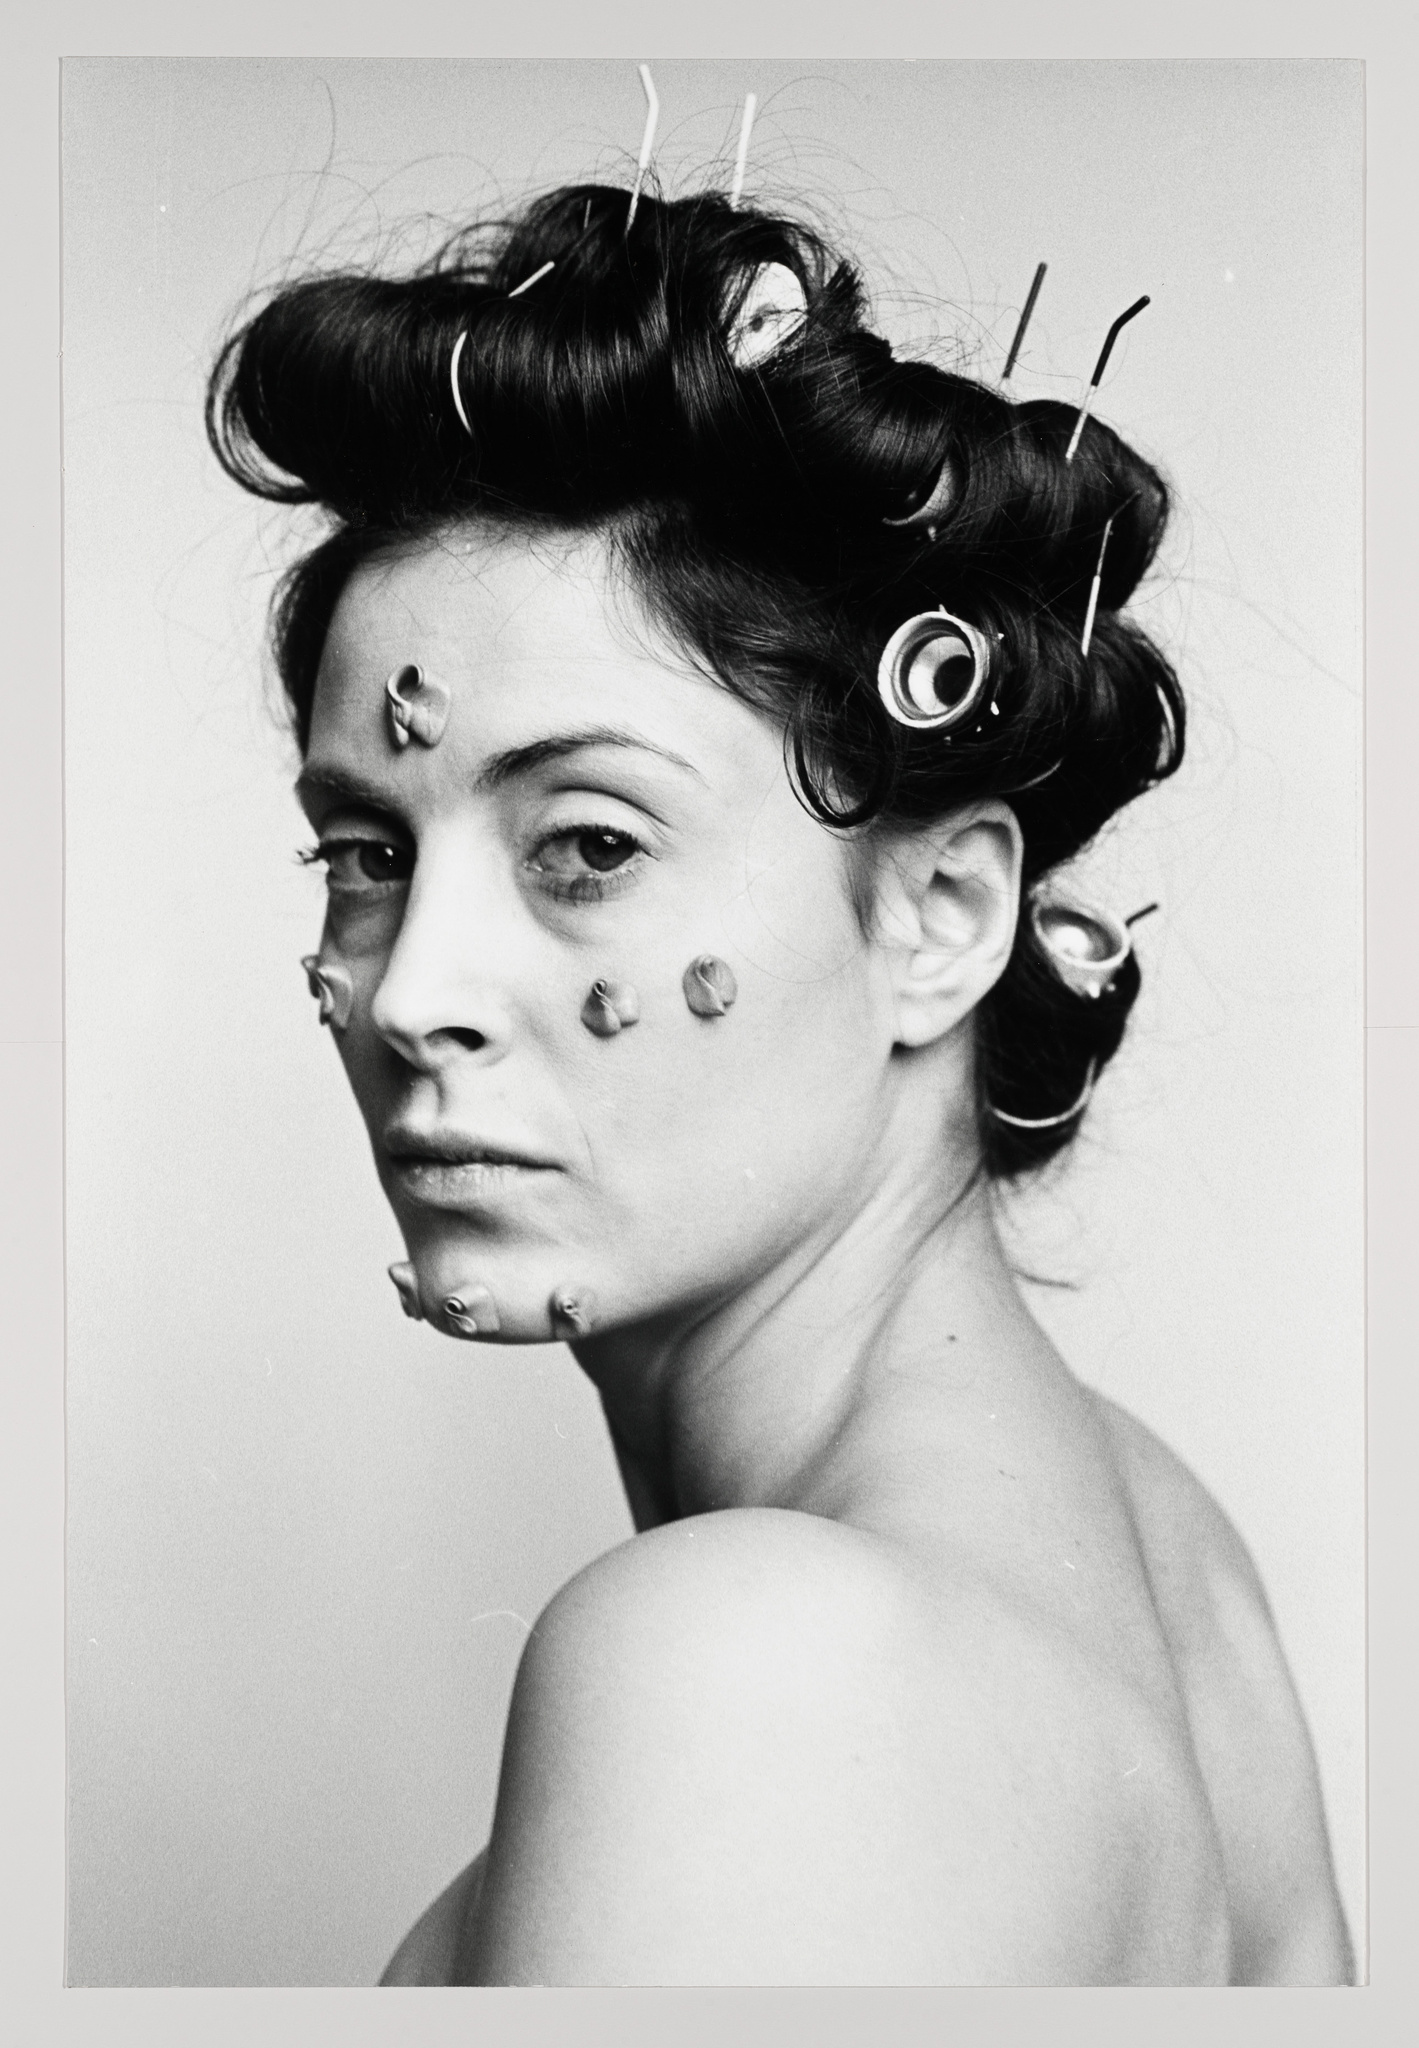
xmin=870 ymin=801 xmax=1023 ymax=1050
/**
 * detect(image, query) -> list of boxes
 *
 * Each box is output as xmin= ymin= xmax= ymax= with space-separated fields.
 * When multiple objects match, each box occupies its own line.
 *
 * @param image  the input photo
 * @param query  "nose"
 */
xmin=368 ymin=839 xmax=520 ymax=1074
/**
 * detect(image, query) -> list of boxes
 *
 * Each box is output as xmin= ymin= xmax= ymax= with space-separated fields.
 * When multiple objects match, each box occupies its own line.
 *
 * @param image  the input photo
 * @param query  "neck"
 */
xmin=572 ymin=1135 xmax=1046 ymax=1530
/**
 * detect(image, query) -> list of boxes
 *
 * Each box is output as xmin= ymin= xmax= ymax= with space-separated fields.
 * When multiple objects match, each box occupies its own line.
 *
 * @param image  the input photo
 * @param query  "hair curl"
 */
xmin=207 ymin=181 xmax=1183 ymax=1175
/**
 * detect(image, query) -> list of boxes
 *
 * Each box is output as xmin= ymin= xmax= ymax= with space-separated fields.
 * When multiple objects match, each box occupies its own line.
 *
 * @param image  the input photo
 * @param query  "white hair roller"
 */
xmin=725 ymin=263 xmax=808 ymax=371
xmin=1031 ymin=898 xmax=1132 ymax=1000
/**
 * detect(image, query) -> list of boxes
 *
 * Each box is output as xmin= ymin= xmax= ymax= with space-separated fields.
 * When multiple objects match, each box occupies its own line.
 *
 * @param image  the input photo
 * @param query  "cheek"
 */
xmin=316 ymin=896 xmax=400 ymax=1122
xmin=585 ymin=912 xmax=887 ymax=1270
xmin=322 ymin=888 xmax=403 ymax=965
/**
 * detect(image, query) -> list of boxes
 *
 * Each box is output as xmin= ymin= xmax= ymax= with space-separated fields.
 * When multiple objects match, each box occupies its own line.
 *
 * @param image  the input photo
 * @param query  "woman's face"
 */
xmin=298 ymin=526 xmax=906 ymax=1342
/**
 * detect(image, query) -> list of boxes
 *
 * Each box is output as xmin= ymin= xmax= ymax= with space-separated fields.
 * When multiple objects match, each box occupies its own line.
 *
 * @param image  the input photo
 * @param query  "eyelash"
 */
xmin=297 ymin=838 xmax=411 ymax=893
xmin=297 ymin=823 xmax=650 ymax=905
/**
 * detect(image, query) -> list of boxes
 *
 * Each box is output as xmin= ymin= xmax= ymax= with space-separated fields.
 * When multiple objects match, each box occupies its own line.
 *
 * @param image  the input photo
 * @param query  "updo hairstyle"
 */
xmin=207 ymin=182 xmax=1184 ymax=1174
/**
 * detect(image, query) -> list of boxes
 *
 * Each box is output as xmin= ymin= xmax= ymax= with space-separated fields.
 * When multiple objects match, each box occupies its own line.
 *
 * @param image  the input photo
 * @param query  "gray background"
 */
xmin=62 ymin=57 xmax=1363 ymax=1985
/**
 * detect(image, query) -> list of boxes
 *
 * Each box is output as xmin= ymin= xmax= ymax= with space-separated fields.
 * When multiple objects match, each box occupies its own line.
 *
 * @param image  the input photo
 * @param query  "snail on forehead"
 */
xmin=385 ymin=664 xmax=451 ymax=750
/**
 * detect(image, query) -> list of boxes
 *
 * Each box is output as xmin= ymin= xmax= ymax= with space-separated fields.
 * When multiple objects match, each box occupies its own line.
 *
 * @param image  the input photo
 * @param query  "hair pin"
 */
xmin=988 ymin=1060 xmax=1098 ymax=1131
xmin=1001 ymin=261 xmax=1047 ymax=382
xmin=508 ymin=259 xmax=555 ymax=299
xmin=1065 ymin=295 xmax=1150 ymax=462
xmin=1005 ymin=759 xmax=1063 ymax=795
xmin=1080 ymin=514 xmax=1115 ymax=656
xmin=730 ymin=92 xmax=758 ymax=208
xmin=625 ymin=64 xmax=659 ymax=233
xmin=449 ymin=330 xmax=472 ymax=438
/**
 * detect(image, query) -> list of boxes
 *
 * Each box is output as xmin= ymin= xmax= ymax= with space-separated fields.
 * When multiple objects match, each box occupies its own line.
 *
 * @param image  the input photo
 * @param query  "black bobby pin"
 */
xmin=1066 ymin=294 xmax=1151 ymax=461
xmin=1002 ymin=262 xmax=1047 ymax=382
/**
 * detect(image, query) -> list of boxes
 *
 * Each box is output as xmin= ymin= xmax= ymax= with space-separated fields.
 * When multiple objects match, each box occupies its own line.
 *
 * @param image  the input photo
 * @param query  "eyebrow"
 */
xmin=475 ymin=726 xmax=706 ymax=789
xmin=296 ymin=725 xmax=706 ymax=812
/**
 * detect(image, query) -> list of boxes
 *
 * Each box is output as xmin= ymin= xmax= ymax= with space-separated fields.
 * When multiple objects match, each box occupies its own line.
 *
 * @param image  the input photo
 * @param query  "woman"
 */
xmin=207 ymin=180 xmax=1353 ymax=1986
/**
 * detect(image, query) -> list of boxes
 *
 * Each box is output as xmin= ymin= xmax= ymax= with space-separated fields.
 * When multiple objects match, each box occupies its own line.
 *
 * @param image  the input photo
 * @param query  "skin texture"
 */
xmin=297 ymin=525 xmax=1352 ymax=1987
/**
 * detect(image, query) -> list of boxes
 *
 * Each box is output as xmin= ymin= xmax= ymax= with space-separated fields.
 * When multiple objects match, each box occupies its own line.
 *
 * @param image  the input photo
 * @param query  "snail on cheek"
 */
xmin=367 ymin=948 xmax=753 ymax=1344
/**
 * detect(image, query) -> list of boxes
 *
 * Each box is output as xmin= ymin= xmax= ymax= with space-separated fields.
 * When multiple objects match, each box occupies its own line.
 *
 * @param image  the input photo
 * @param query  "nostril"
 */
xmin=433 ymin=1027 xmax=487 ymax=1055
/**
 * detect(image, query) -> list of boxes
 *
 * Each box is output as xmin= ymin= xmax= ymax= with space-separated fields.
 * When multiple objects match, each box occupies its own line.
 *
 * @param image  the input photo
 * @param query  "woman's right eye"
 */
xmin=305 ymin=838 xmax=414 ymax=891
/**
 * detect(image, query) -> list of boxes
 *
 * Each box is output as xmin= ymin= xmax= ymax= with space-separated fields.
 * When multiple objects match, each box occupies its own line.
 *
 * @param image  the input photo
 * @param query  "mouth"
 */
xmin=384 ymin=1125 xmax=560 ymax=1209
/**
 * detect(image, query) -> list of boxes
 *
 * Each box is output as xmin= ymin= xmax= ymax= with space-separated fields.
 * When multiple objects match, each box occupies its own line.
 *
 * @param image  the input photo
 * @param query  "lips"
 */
xmin=384 ymin=1124 xmax=556 ymax=1170
xmin=383 ymin=1123 xmax=559 ymax=1209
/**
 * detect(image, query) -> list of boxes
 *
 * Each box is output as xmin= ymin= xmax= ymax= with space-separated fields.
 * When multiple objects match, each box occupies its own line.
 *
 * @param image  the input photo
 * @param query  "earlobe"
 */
xmin=885 ymin=803 xmax=1022 ymax=1050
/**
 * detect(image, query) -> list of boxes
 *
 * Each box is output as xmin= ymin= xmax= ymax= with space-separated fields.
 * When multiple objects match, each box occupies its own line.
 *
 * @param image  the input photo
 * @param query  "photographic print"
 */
xmin=61 ymin=56 xmax=1364 ymax=1987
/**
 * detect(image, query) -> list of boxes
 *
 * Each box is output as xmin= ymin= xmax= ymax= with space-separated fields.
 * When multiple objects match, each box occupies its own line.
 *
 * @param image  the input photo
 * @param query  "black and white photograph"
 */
xmin=60 ymin=56 xmax=1364 ymax=1988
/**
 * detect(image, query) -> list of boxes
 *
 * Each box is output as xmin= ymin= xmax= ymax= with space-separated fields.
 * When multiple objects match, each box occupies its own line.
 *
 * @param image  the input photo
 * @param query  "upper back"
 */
xmin=432 ymin=1368 xmax=1351 ymax=1986
xmin=1093 ymin=1394 xmax=1354 ymax=1985
xmin=459 ymin=1499 xmax=1234 ymax=1984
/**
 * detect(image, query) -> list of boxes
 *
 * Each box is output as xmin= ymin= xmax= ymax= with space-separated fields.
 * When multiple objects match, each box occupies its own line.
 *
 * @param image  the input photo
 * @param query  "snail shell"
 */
xmin=682 ymin=955 xmax=738 ymax=1018
xmin=442 ymin=1285 xmax=500 ymax=1338
xmin=300 ymin=955 xmax=354 ymax=1031
xmin=388 ymin=1261 xmax=424 ymax=1322
xmin=580 ymin=978 xmax=641 ymax=1037
xmin=385 ymin=664 xmax=451 ymax=750
xmin=550 ymin=1288 xmax=596 ymax=1340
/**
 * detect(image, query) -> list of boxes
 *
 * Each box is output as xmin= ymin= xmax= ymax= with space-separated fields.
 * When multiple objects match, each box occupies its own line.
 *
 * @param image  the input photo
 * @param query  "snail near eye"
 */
xmin=876 ymin=611 xmax=993 ymax=731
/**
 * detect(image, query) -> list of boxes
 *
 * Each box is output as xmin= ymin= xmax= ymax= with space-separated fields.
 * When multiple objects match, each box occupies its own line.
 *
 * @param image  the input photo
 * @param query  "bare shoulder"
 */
xmin=460 ymin=1508 xmax=1218 ymax=1986
xmin=1093 ymin=1393 xmax=1354 ymax=1984
xmin=1093 ymin=1393 xmax=1273 ymax=1610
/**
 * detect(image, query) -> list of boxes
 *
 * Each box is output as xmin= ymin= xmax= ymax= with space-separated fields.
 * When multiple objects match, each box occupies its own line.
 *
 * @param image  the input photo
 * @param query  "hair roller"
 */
xmin=876 ymin=611 xmax=996 ymax=732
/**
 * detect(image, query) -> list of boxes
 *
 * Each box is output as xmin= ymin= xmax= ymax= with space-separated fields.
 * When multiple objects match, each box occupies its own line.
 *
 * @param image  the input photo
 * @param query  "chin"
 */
xmin=389 ymin=1231 xmax=604 ymax=1348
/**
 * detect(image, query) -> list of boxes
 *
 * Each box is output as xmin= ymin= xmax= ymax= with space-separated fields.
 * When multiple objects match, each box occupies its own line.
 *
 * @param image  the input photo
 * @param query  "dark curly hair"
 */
xmin=207 ymin=180 xmax=1183 ymax=1175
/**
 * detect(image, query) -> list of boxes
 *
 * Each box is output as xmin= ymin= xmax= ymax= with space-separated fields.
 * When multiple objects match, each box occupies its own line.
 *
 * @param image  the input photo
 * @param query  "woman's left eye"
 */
xmin=528 ymin=827 xmax=646 ymax=901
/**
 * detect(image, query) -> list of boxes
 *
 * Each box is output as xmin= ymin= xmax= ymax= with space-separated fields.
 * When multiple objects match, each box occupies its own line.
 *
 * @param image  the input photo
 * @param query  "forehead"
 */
xmin=310 ymin=525 xmax=757 ymax=771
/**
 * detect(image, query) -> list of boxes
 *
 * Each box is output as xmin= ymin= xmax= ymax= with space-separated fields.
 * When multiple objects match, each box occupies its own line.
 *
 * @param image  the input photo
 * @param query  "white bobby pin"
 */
xmin=625 ymin=65 xmax=660 ymax=232
xmin=1079 ymin=514 xmax=1115 ymax=656
xmin=448 ymin=329 xmax=472 ymax=437
xmin=508 ymin=259 xmax=555 ymax=299
xmin=730 ymin=93 xmax=758 ymax=208
xmin=989 ymin=1062 xmax=1098 ymax=1131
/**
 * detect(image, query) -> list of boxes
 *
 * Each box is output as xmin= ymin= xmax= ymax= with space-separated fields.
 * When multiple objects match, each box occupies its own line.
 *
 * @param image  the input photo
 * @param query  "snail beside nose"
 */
xmin=301 ymin=955 xmax=354 ymax=1031
xmin=378 ymin=955 xmax=744 ymax=1341
xmin=578 ymin=958 xmax=738 ymax=1034
xmin=580 ymin=978 xmax=641 ymax=1037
